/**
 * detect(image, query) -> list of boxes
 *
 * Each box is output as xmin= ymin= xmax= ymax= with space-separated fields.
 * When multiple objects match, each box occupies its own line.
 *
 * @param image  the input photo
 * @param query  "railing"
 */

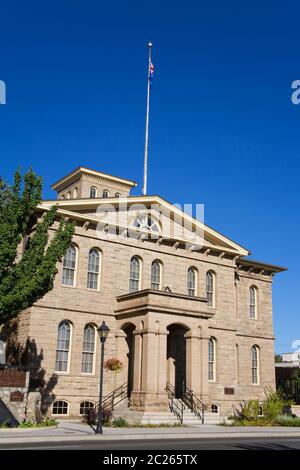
xmin=96 ymin=382 xmax=128 ymax=413
xmin=182 ymin=386 xmax=206 ymax=423
xmin=166 ymin=383 xmax=185 ymax=424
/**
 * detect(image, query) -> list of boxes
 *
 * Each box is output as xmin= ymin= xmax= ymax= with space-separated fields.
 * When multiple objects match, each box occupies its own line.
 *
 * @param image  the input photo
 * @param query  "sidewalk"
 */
xmin=1 ymin=420 xmax=300 ymax=444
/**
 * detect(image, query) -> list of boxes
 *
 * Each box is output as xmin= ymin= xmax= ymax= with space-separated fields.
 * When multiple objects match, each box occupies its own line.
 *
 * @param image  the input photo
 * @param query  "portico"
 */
xmin=114 ymin=289 xmax=214 ymax=411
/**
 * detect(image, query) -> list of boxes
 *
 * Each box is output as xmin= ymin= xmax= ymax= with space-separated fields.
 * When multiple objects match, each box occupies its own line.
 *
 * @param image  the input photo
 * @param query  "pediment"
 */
xmin=39 ymin=196 xmax=249 ymax=256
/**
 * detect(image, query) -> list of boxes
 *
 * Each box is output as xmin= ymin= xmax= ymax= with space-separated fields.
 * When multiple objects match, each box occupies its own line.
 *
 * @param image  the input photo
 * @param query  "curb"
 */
xmin=0 ymin=426 xmax=58 ymax=433
xmin=1 ymin=430 xmax=300 ymax=444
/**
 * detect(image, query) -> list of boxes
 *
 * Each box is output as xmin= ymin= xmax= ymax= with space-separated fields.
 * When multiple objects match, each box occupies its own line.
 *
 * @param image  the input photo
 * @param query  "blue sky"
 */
xmin=0 ymin=0 xmax=299 ymax=353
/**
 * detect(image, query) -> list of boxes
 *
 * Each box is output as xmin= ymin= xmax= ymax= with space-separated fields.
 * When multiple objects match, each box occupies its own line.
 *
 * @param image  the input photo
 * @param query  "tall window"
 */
xmin=67 ymin=191 xmax=71 ymax=199
xmin=55 ymin=321 xmax=71 ymax=372
xmin=73 ymin=187 xmax=78 ymax=198
xmin=129 ymin=256 xmax=141 ymax=293
xmin=62 ymin=245 xmax=76 ymax=286
xmin=151 ymin=260 xmax=161 ymax=290
xmin=87 ymin=249 xmax=100 ymax=289
xmin=81 ymin=324 xmax=96 ymax=373
xmin=90 ymin=186 xmax=97 ymax=198
xmin=250 ymin=286 xmax=257 ymax=319
xmin=206 ymin=271 xmax=215 ymax=307
xmin=208 ymin=338 xmax=216 ymax=381
xmin=251 ymin=346 xmax=259 ymax=384
xmin=102 ymin=189 xmax=109 ymax=198
xmin=187 ymin=267 xmax=196 ymax=296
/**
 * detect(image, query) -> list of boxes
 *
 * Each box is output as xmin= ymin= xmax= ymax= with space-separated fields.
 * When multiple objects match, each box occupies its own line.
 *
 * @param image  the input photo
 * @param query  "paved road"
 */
xmin=1 ymin=436 xmax=300 ymax=450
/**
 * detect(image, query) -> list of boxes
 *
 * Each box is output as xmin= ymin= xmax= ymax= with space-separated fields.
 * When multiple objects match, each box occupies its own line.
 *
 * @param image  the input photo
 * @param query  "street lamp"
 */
xmin=95 ymin=321 xmax=110 ymax=434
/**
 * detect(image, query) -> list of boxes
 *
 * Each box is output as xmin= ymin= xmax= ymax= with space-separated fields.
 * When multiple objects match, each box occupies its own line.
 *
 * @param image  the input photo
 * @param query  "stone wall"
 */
xmin=0 ymin=366 xmax=29 ymax=424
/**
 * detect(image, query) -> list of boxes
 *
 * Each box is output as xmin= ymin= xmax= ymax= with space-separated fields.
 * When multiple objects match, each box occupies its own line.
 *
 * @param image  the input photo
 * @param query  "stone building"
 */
xmin=10 ymin=167 xmax=286 ymax=422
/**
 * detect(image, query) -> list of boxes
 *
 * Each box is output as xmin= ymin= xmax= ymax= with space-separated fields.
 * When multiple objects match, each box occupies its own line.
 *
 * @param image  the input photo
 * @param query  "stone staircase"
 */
xmin=111 ymin=398 xmax=224 ymax=426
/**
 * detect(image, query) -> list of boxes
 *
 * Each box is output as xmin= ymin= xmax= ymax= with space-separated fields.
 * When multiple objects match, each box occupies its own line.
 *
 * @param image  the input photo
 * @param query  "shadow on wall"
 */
xmin=2 ymin=319 xmax=58 ymax=416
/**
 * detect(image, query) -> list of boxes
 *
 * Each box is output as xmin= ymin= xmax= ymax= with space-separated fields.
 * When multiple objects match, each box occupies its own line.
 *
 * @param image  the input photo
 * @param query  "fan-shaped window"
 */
xmin=208 ymin=337 xmax=216 ymax=381
xmin=81 ymin=325 xmax=96 ymax=373
xmin=129 ymin=256 xmax=141 ymax=293
xmin=62 ymin=245 xmax=77 ymax=286
xmin=55 ymin=321 xmax=71 ymax=372
xmin=206 ymin=271 xmax=215 ymax=307
xmin=115 ymin=192 xmax=121 ymax=198
xmin=90 ymin=186 xmax=97 ymax=198
xmin=53 ymin=400 xmax=69 ymax=415
xmin=87 ymin=249 xmax=100 ymax=289
xmin=133 ymin=214 xmax=160 ymax=232
xmin=252 ymin=346 xmax=259 ymax=384
xmin=79 ymin=401 xmax=95 ymax=415
xmin=187 ymin=267 xmax=196 ymax=296
xmin=250 ymin=286 xmax=257 ymax=319
xmin=151 ymin=260 xmax=161 ymax=290
xmin=102 ymin=189 xmax=109 ymax=198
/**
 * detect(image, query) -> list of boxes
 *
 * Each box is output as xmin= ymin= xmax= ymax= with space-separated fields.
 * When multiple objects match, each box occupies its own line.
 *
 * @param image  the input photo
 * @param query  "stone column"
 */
xmin=114 ymin=329 xmax=128 ymax=388
xmin=131 ymin=327 xmax=168 ymax=411
xmin=200 ymin=323 xmax=209 ymax=402
xmin=185 ymin=330 xmax=201 ymax=395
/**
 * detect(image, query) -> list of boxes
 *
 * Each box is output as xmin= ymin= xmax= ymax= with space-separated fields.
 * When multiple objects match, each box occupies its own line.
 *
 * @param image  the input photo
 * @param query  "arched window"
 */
xmin=133 ymin=214 xmax=160 ymax=232
xmin=87 ymin=248 xmax=100 ymax=289
xmin=129 ymin=256 xmax=141 ymax=293
xmin=206 ymin=271 xmax=215 ymax=307
xmin=208 ymin=337 xmax=216 ymax=381
xmin=187 ymin=267 xmax=196 ymax=296
xmin=79 ymin=401 xmax=95 ymax=415
xmin=73 ymin=187 xmax=78 ymax=198
xmin=250 ymin=286 xmax=257 ymax=319
xmin=211 ymin=404 xmax=219 ymax=414
xmin=115 ymin=192 xmax=121 ymax=198
xmin=90 ymin=186 xmax=97 ymax=198
xmin=67 ymin=191 xmax=71 ymax=199
xmin=151 ymin=260 xmax=161 ymax=290
xmin=55 ymin=321 xmax=71 ymax=372
xmin=81 ymin=324 xmax=96 ymax=373
xmin=62 ymin=245 xmax=77 ymax=286
xmin=251 ymin=346 xmax=259 ymax=384
xmin=52 ymin=400 xmax=69 ymax=415
xmin=61 ymin=194 xmax=65 ymax=199
xmin=102 ymin=189 xmax=109 ymax=198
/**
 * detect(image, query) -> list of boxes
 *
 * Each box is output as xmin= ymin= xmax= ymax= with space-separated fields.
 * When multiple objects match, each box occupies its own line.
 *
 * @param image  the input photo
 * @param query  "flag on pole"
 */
xmin=149 ymin=62 xmax=154 ymax=84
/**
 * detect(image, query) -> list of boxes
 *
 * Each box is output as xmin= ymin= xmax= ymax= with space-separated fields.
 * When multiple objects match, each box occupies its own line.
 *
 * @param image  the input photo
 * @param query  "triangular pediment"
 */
xmin=39 ymin=195 xmax=249 ymax=256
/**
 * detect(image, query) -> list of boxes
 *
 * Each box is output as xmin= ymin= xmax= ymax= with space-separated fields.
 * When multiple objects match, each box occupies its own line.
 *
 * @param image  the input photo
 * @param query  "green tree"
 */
xmin=275 ymin=354 xmax=282 ymax=363
xmin=0 ymin=168 xmax=74 ymax=323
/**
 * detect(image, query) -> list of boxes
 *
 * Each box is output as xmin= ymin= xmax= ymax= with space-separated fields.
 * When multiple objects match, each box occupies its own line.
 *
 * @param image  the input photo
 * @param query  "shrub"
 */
xmin=18 ymin=418 xmax=58 ymax=428
xmin=84 ymin=407 xmax=112 ymax=426
xmin=274 ymin=415 xmax=300 ymax=427
xmin=263 ymin=387 xmax=287 ymax=421
xmin=112 ymin=417 xmax=128 ymax=427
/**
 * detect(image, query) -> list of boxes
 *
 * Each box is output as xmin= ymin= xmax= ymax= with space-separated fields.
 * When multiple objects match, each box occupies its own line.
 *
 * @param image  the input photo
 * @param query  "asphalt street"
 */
xmin=1 ymin=436 xmax=300 ymax=450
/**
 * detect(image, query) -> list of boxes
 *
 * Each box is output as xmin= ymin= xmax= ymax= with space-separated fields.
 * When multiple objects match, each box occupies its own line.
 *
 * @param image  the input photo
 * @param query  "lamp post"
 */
xmin=95 ymin=321 xmax=110 ymax=434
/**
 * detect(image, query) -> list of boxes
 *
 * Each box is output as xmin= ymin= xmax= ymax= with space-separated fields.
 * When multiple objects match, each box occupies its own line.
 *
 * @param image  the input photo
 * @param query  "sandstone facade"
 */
xmin=10 ymin=167 xmax=285 ymax=420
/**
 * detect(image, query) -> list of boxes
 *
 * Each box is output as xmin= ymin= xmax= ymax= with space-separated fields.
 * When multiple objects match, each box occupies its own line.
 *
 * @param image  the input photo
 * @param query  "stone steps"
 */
xmin=111 ymin=400 xmax=225 ymax=425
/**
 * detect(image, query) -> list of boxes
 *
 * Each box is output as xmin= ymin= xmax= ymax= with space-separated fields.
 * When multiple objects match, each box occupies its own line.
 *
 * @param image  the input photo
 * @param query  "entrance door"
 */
xmin=167 ymin=324 xmax=187 ymax=398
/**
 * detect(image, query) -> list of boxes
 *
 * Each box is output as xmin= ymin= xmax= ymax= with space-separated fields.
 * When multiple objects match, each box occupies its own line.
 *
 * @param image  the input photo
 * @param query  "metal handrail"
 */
xmin=182 ymin=386 xmax=206 ymax=423
xmin=166 ymin=383 xmax=185 ymax=424
xmin=96 ymin=382 xmax=128 ymax=412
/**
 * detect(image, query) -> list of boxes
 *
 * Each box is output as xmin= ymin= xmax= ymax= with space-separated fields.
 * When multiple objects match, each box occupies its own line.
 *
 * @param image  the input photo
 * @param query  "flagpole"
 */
xmin=142 ymin=42 xmax=152 ymax=196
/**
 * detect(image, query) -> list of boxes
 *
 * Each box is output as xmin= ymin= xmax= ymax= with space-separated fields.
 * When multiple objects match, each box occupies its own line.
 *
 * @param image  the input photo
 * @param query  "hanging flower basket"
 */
xmin=104 ymin=358 xmax=124 ymax=372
